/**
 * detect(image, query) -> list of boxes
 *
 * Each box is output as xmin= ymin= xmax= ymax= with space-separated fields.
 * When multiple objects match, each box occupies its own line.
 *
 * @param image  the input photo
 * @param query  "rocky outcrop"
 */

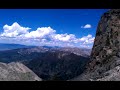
xmin=71 ymin=9 xmax=120 ymax=81
xmin=0 ymin=62 xmax=42 ymax=81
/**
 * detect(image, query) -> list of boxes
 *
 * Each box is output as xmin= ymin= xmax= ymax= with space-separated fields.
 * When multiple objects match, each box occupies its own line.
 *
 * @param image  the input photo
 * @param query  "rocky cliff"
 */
xmin=71 ymin=9 xmax=120 ymax=81
xmin=0 ymin=62 xmax=42 ymax=81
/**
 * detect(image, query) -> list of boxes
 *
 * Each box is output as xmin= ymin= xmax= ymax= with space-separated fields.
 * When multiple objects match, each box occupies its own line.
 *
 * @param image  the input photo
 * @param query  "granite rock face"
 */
xmin=71 ymin=9 xmax=120 ymax=81
xmin=0 ymin=62 xmax=42 ymax=81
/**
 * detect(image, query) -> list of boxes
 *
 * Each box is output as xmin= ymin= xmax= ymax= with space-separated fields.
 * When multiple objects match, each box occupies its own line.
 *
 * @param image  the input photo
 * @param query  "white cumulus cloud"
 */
xmin=24 ymin=27 xmax=56 ymax=39
xmin=0 ymin=22 xmax=95 ymax=48
xmin=1 ymin=22 xmax=31 ymax=37
xmin=78 ymin=34 xmax=95 ymax=44
xmin=51 ymin=33 xmax=76 ymax=42
xmin=81 ymin=24 xmax=92 ymax=29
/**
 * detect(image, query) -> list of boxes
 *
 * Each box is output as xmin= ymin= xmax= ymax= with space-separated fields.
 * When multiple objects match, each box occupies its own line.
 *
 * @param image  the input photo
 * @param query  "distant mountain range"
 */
xmin=0 ymin=43 xmax=36 ymax=51
xmin=0 ymin=43 xmax=63 ymax=51
xmin=0 ymin=43 xmax=91 ymax=80
xmin=0 ymin=44 xmax=91 ymax=63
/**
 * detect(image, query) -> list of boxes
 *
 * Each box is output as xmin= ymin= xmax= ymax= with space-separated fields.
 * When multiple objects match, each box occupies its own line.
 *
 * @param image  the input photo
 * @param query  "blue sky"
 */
xmin=0 ymin=9 xmax=109 ymax=48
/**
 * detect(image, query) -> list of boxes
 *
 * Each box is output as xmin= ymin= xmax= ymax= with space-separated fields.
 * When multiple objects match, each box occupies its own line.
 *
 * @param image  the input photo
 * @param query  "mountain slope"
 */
xmin=0 ymin=62 xmax=42 ymax=81
xmin=71 ymin=9 xmax=120 ymax=81
xmin=24 ymin=51 xmax=89 ymax=81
